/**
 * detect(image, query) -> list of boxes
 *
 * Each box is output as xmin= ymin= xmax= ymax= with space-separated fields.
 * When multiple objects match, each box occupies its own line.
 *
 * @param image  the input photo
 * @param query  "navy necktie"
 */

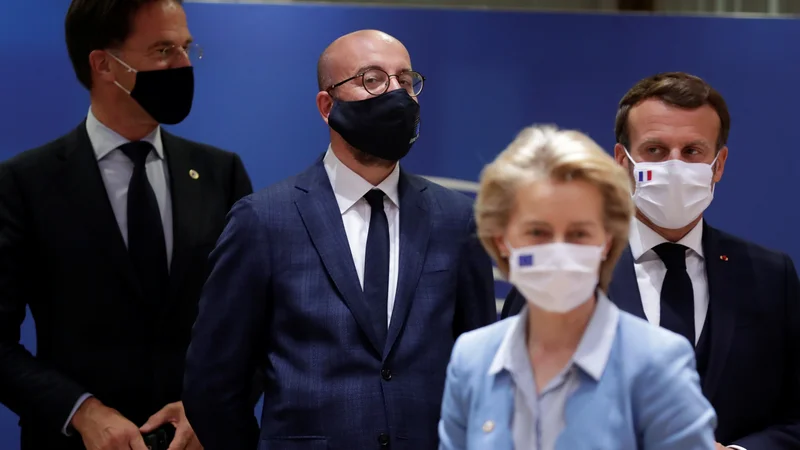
xmin=119 ymin=141 xmax=169 ymax=303
xmin=654 ymin=243 xmax=695 ymax=344
xmin=363 ymin=189 xmax=389 ymax=347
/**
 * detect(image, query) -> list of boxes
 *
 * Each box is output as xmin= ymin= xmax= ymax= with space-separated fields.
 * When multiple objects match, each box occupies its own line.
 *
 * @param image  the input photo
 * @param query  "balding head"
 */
xmin=316 ymin=29 xmax=411 ymax=94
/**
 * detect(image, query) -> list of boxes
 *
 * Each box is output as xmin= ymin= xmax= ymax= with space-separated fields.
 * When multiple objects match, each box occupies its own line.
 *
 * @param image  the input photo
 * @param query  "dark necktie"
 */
xmin=119 ymin=141 xmax=169 ymax=303
xmin=654 ymin=243 xmax=695 ymax=344
xmin=363 ymin=189 xmax=389 ymax=348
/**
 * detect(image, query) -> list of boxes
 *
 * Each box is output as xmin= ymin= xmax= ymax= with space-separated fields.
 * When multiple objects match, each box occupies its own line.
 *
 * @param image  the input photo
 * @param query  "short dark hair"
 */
xmin=65 ymin=0 xmax=183 ymax=90
xmin=615 ymin=72 xmax=731 ymax=151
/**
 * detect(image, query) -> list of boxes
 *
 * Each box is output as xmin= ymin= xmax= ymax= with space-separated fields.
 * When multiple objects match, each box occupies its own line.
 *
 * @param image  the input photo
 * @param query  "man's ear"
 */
xmin=613 ymin=143 xmax=629 ymax=169
xmin=712 ymin=146 xmax=728 ymax=183
xmin=316 ymin=91 xmax=334 ymax=124
xmin=89 ymin=49 xmax=115 ymax=84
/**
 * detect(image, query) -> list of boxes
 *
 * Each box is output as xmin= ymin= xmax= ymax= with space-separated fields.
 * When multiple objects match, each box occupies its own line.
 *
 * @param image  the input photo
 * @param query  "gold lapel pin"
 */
xmin=720 ymin=255 xmax=729 ymax=261
xmin=189 ymin=169 xmax=199 ymax=180
xmin=482 ymin=420 xmax=495 ymax=433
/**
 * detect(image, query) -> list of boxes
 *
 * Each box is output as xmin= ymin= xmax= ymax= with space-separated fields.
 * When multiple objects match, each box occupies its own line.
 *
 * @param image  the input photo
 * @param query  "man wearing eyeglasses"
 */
xmin=183 ymin=29 xmax=496 ymax=450
xmin=0 ymin=1 xmax=254 ymax=449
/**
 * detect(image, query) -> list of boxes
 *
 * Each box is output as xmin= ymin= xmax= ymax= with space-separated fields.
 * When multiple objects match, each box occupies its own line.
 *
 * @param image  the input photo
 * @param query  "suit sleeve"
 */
xmin=228 ymin=152 xmax=254 ymax=207
xmin=0 ymin=163 xmax=88 ymax=432
xmin=183 ymin=197 xmax=267 ymax=450
xmin=438 ymin=336 xmax=469 ymax=450
xmin=224 ymin=152 xmax=262 ymax=407
xmin=728 ymin=255 xmax=800 ymax=449
xmin=635 ymin=335 xmax=717 ymax=449
xmin=453 ymin=214 xmax=496 ymax=337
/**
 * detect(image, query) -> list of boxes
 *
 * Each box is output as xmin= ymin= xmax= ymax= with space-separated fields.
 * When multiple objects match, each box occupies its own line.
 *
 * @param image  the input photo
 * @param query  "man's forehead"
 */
xmin=128 ymin=1 xmax=189 ymax=42
xmin=628 ymin=99 xmax=719 ymax=142
xmin=332 ymin=36 xmax=411 ymax=75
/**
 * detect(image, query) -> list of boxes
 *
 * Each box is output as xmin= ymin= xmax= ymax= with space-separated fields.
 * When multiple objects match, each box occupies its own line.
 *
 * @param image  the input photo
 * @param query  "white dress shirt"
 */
xmin=628 ymin=217 xmax=708 ymax=345
xmin=86 ymin=108 xmax=173 ymax=266
xmin=323 ymin=147 xmax=400 ymax=328
xmin=62 ymin=109 xmax=172 ymax=435
xmin=629 ymin=218 xmax=746 ymax=450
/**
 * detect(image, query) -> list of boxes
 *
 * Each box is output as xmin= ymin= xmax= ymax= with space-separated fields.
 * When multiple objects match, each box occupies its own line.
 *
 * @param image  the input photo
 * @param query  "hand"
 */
xmin=140 ymin=401 xmax=202 ymax=450
xmin=715 ymin=443 xmax=728 ymax=450
xmin=71 ymin=397 xmax=148 ymax=450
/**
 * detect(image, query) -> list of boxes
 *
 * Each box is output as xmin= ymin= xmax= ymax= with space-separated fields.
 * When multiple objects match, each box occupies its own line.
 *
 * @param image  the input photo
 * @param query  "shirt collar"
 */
xmin=628 ymin=217 xmax=704 ymax=262
xmin=489 ymin=291 xmax=620 ymax=382
xmin=85 ymin=107 xmax=163 ymax=161
xmin=323 ymin=145 xmax=400 ymax=214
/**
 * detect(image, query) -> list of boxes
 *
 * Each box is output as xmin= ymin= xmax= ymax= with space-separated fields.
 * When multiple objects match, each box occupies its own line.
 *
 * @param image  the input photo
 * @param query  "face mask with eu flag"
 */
xmin=507 ymin=242 xmax=605 ymax=313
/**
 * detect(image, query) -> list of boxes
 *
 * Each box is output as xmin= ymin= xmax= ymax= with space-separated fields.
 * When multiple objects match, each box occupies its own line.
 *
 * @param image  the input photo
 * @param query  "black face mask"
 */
xmin=328 ymin=89 xmax=420 ymax=161
xmin=128 ymin=66 xmax=195 ymax=125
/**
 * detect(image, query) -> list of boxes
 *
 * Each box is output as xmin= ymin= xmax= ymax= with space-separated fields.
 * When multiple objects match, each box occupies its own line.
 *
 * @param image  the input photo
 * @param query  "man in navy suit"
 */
xmin=182 ymin=29 xmax=496 ymax=450
xmin=501 ymin=72 xmax=800 ymax=449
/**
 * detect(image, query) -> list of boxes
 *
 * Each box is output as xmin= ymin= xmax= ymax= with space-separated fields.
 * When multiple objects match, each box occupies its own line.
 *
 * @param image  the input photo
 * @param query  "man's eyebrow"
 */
xmin=352 ymin=65 xmax=413 ymax=75
xmin=639 ymin=137 xmax=712 ymax=148
xmin=353 ymin=65 xmax=381 ymax=74
xmin=147 ymin=37 xmax=193 ymax=50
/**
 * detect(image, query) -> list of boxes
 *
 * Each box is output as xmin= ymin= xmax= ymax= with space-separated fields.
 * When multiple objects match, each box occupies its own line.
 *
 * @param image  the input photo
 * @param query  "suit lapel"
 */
xmin=700 ymin=222 xmax=739 ymax=401
xmin=608 ymin=247 xmax=645 ymax=319
xmin=61 ymin=122 xmax=142 ymax=299
xmin=162 ymin=131 xmax=204 ymax=302
xmin=294 ymin=159 xmax=383 ymax=355
xmin=384 ymin=172 xmax=430 ymax=358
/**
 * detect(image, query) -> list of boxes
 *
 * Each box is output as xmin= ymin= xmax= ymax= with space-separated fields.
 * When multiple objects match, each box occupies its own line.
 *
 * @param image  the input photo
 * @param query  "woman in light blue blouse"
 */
xmin=438 ymin=125 xmax=716 ymax=450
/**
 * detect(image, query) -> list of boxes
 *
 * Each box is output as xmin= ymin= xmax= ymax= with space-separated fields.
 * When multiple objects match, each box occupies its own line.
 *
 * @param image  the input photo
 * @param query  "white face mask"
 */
xmin=507 ymin=242 xmax=604 ymax=314
xmin=625 ymin=149 xmax=718 ymax=229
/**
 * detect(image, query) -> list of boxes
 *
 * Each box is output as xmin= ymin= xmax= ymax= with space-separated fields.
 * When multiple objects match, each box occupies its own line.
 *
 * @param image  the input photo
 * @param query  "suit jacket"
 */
xmin=183 ymin=157 xmax=497 ymax=450
xmin=501 ymin=222 xmax=800 ymax=448
xmin=438 ymin=305 xmax=717 ymax=450
xmin=0 ymin=122 xmax=253 ymax=450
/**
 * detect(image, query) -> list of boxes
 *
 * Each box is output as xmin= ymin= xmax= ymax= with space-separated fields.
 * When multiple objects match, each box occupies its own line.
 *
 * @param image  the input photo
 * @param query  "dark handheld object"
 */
xmin=142 ymin=425 xmax=175 ymax=450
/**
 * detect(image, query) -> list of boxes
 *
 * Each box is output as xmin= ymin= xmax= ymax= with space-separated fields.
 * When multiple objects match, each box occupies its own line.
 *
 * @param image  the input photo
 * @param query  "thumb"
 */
xmin=130 ymin=433 xmax=150 ymax=450
xmin=139 ymin=407 xmax=172 ymax=433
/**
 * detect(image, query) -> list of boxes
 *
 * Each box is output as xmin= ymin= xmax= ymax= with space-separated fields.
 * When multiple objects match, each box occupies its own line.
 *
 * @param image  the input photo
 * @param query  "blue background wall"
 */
xmin=2 ymin=1 xmax=800 ymax=447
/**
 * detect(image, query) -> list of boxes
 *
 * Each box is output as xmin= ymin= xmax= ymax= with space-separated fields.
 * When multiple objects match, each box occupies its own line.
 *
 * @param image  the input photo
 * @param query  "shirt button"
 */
xmin=381 ymin=368 xmax=392 ymax=381
xmin=378 ymin=432 xmax=390 ymax=446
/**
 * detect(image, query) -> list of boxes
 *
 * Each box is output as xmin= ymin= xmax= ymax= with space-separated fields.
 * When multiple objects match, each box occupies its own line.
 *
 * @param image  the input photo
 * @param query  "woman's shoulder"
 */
xmin=451 ymin=317 xmax=519 ymax=372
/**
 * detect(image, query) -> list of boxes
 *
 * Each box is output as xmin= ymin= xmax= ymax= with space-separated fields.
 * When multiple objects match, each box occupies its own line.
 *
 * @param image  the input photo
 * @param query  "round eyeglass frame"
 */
xmin=327 ymin=68 xmax=425 ymax=97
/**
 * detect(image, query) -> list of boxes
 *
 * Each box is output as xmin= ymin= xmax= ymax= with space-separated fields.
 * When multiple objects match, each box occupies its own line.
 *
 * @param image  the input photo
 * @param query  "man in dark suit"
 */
xmin=183 ymin=29 xmax=496 ymax=450
xmin=0 ymin=1 xmax=253 ymax=449
xmin=501 ymin=72 xmax=800 ymax=449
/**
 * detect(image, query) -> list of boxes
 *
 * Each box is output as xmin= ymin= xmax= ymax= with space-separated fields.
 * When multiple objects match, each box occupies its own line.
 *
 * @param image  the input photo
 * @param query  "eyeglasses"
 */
xmin=153 ymin=43 xmax=203 ymax=63
xmin=329 ymin=68 xmax=425 ymax=97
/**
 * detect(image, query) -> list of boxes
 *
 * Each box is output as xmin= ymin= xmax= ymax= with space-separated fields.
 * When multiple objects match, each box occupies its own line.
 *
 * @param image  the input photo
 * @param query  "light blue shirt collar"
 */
xmin=85 ymin=107 xmax=164 ymax=161
xmin=489 ymin=291 xmax=619 ymax=382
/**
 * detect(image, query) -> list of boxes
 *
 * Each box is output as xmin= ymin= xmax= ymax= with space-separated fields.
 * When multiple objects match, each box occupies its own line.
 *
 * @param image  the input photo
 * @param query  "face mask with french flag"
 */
xmin=636 ymin=169 xmax=653 ymax=183
xmin=623 ymin=148 xmax=717 ymax=229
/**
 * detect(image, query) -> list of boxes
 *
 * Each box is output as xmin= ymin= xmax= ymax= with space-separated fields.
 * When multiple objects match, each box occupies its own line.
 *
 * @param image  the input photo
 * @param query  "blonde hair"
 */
xmin=475 ymin=125 xmax=634 ymax=292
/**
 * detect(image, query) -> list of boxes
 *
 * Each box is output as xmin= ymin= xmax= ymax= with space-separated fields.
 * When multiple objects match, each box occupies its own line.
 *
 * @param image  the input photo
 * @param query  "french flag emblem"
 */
xmin=518 ymin=254 xmax=533 ymax=267
xmin=637 ymin=170 xmax=652 ymax=182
